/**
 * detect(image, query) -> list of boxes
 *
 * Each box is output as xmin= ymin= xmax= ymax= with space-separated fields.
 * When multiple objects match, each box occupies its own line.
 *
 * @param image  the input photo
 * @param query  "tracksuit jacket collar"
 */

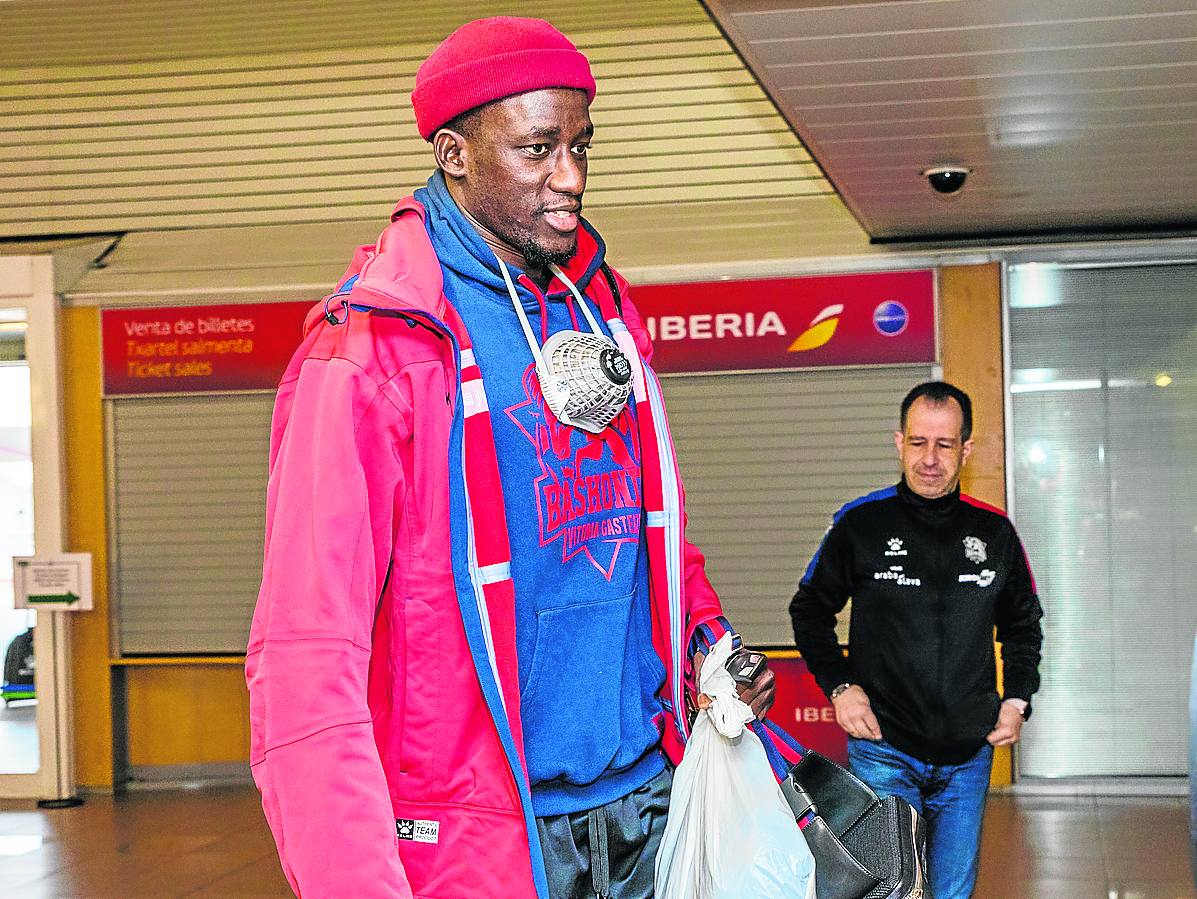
xmin=897 ymin=477 xmax=962 ymax=516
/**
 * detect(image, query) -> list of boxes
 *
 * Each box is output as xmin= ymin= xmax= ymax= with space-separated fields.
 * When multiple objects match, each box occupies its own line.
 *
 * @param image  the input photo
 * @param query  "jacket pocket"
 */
xmin=398 ymin=596 xmax=444 ymax=778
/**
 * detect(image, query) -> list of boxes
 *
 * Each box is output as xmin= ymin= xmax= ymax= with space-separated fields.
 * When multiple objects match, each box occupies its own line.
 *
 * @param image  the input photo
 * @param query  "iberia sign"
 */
xmin=631 ymin=270 xmax=936 ymax=374
xmin=101 ymin=271 xmax=934 ymax=393
xmin=102 ymin=302 xmax=313 ymax=395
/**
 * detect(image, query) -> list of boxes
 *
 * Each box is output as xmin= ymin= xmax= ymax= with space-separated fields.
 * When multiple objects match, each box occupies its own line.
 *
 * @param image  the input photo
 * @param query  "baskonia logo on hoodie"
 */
xmin=506 ymin=364 xmax=643 ymax=579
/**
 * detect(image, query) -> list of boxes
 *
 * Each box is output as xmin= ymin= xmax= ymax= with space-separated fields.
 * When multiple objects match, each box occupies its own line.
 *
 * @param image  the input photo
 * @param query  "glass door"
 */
xmin=0 ymin=346 xmax=37 ymax=776
xmin=1009 ymin=260 xmax=1197 ymax=778
xmin=0 ymin=256 xmax=74 ymax=800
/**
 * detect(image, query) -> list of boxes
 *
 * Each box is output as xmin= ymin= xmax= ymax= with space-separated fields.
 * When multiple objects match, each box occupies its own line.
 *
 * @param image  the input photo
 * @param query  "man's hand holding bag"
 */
xmin=654 ymin=634 xmax=817 ymax=899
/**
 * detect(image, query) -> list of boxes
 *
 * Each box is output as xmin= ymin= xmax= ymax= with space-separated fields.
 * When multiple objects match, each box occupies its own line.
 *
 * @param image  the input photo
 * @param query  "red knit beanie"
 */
xmin=411 ymin=17 xmax=597 ymax=141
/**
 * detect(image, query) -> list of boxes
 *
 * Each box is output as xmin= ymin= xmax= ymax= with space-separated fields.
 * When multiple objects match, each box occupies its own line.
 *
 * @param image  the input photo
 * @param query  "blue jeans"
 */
xmin=847 ymin=737 xmax=993 ymax=899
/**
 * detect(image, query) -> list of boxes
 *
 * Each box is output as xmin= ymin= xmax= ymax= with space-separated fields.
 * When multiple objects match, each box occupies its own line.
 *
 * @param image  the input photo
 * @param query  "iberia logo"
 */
xmin=787 ymin=304 xmax=844 ymax=352
xmin=505 ymin=365 xmax=643 ymax=580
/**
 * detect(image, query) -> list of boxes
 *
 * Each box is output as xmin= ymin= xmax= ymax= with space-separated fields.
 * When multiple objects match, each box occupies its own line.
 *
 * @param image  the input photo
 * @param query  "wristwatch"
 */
xmin=829 ymin=682 xmax=853 ymax=701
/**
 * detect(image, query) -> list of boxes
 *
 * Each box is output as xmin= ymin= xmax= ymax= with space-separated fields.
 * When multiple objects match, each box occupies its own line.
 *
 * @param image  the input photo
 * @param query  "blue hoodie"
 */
xmin=416 ymin=172 xmax=666 ymax=817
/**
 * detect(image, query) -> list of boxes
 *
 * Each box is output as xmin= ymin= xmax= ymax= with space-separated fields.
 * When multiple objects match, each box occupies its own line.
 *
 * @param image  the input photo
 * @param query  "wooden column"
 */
xmin=62 ymin=306 xmax=114 ymax=788
xmin=938 ymin=262 xmax=1014 ymax=787
xmin=939 ymin=263 xmax=1006 ymax=508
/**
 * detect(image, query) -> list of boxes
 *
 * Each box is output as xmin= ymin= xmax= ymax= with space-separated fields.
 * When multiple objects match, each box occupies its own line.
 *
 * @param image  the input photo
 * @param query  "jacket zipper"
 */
xmin=336 ymin=304 xmax=459 ymax=774
xmin=346 ymin=303 xmax=460 ymax=407
xmin=928 ymin=520 xmax=949 ymax=745
xmin=372 ymin=560 xmax=406 ymax=773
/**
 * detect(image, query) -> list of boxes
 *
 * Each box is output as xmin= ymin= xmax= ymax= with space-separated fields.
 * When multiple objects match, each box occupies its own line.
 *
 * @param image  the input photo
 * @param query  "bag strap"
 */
xmin=780 ymin=772 xmax=817 ymax=820
xmin=751 ymin=719 xmax=809 ymax=782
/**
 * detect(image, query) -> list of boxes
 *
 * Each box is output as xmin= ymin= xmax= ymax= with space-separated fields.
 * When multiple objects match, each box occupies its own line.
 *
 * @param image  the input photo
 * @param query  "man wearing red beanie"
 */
xmin=248 ymin=17 xmax=775 ymax=898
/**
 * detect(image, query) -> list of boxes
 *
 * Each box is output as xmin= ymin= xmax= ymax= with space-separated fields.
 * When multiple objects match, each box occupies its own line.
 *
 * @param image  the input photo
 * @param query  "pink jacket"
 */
xmin=247 ymin=197 xmax=732 ymax=898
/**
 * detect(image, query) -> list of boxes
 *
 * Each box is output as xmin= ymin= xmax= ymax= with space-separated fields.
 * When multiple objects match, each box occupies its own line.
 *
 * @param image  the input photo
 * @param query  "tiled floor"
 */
xmin=976 ymin=793 xmax=1195 ymax=899
xmin=0 ymin=786 xmax=1191 ymax=897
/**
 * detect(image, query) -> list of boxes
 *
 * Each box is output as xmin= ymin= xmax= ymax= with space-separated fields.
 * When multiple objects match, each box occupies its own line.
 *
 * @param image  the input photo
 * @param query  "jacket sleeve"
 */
xmin=995 ymin=528 xmax=1044 ymax=702
xmin=246 ymin=352 xmax=413 ymax=898
xmin=614 ymin=280 xmax=732 ymax=668
xmin=789 ymin=515 xmax=855 ymax=697
xmin=681 ymin=533 xmax=734 ymax=656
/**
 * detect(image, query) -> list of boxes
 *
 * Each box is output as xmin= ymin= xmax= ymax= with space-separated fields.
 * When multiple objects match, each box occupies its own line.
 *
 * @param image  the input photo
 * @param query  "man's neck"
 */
xmin=523 ymin=266 xmax=552 ymax=292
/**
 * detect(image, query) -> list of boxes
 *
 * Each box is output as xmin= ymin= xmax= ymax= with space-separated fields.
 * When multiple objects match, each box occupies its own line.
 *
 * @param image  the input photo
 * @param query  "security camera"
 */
xmin=921 ymin=165 xmax=971 ymax=195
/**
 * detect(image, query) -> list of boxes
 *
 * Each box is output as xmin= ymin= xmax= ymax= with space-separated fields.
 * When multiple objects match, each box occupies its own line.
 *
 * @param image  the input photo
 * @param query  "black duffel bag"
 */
xmin=781 ymin=750 xmax=930 ymax=899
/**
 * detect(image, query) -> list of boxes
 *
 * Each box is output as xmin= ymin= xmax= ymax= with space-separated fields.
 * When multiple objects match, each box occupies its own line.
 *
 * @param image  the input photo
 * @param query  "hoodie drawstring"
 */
xmin=564 ymin=289 xmax=581 ymax=332
xmin=538 ymin=290 xmax=550 ymax=345
xmin=586 ymin=806 xmax=611 ymax=898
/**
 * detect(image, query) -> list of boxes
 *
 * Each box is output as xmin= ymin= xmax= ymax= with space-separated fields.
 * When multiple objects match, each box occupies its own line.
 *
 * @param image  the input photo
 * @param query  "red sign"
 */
xmin=100 ymin=270 xmax=933 ymax=392
xmin=763 ymin=652 xmax=848 ymax=765
xmin=632 ymin=270 xmax=936 ymax=374
xmin=102 ymin=302 xmax=313 ymax=395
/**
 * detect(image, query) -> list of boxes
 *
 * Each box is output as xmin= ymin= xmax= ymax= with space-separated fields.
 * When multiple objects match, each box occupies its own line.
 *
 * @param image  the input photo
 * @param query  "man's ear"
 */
xmin=893 ymin=429 xmax=904 ymax=457
xmin=961 ymin=437 xmax=974 ymax=465
xmin=432 ymin=129 xmax=468 ymax=178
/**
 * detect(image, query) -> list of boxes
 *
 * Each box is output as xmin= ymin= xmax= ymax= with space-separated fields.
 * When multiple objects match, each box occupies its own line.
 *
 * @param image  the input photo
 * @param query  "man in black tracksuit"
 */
xmin=790 ymin=381 xmax=1043 ymax=899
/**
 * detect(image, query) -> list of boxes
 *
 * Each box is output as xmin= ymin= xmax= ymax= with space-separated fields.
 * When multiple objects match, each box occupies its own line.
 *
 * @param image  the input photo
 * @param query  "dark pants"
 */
xmin=536 ymin=767 xmax=672 ymax=899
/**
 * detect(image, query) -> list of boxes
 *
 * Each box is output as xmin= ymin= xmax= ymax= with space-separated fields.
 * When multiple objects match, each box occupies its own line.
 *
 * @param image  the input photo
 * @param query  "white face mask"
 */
xmin=494 ymin=256 xmax=632 ymax=435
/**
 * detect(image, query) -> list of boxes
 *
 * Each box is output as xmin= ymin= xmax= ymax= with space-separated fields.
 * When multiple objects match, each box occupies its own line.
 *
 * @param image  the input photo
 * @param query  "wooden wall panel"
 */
xmin=61 ymin=306 xmax=114 ymax=789
xmin=125 ymin=665 xmax=249 ymax=767
xmin=940 ymin=263 xmax=1006 ymax=509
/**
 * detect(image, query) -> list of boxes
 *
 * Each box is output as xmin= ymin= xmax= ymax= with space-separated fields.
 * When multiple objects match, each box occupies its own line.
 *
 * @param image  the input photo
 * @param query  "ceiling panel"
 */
xmin=0 ymin=0 xmax=704 ymax=66
xmin=706 ymin=0 xmax=1197 ymax=241
xmin=0 ymin=0 xmax=880 ymax=267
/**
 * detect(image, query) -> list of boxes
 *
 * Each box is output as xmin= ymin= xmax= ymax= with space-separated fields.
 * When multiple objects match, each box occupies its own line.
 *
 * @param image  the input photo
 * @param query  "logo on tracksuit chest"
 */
xmin=958 ymin=536 xmax=995 ymax=587
xmin=506 ymin=364 xmax=643 ymax=580
xmin=874 ymin=537 xmax=921 ymax=586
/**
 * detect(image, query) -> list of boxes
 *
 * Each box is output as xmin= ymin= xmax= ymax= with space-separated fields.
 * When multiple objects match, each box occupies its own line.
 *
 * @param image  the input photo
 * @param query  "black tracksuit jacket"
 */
xmin=790 ymin=479 xmax=1044 ymax=765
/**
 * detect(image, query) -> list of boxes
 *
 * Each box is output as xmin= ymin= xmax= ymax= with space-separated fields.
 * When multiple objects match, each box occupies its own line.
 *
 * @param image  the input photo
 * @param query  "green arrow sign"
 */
xmin=27 ymin=592 xmax=80 ymax=604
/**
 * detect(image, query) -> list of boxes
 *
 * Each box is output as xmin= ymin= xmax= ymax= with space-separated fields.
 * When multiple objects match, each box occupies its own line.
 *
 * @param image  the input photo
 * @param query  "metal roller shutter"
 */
xmin=665 ymin=366 xmax=934 ymax=647
xmin=1 ymin=14 xmax=829 ymax=237
xmin=110 ymin=393 xmax=273 ymax=655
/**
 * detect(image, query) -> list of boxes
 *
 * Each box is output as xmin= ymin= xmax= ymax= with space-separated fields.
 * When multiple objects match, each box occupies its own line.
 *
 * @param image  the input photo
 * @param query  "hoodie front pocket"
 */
xmin=520 ymin=591 xmax=659 ymax=786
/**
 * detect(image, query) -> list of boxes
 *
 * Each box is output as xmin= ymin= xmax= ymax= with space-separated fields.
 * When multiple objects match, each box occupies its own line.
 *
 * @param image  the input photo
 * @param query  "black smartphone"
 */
xmin=724 ymin=648 xmax=766 ymax=685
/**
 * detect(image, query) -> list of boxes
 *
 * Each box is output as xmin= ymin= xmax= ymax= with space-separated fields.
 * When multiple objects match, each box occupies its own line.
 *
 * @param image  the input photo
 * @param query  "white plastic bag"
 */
xmin=655 ymin=633 xmax=816 ymax=899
